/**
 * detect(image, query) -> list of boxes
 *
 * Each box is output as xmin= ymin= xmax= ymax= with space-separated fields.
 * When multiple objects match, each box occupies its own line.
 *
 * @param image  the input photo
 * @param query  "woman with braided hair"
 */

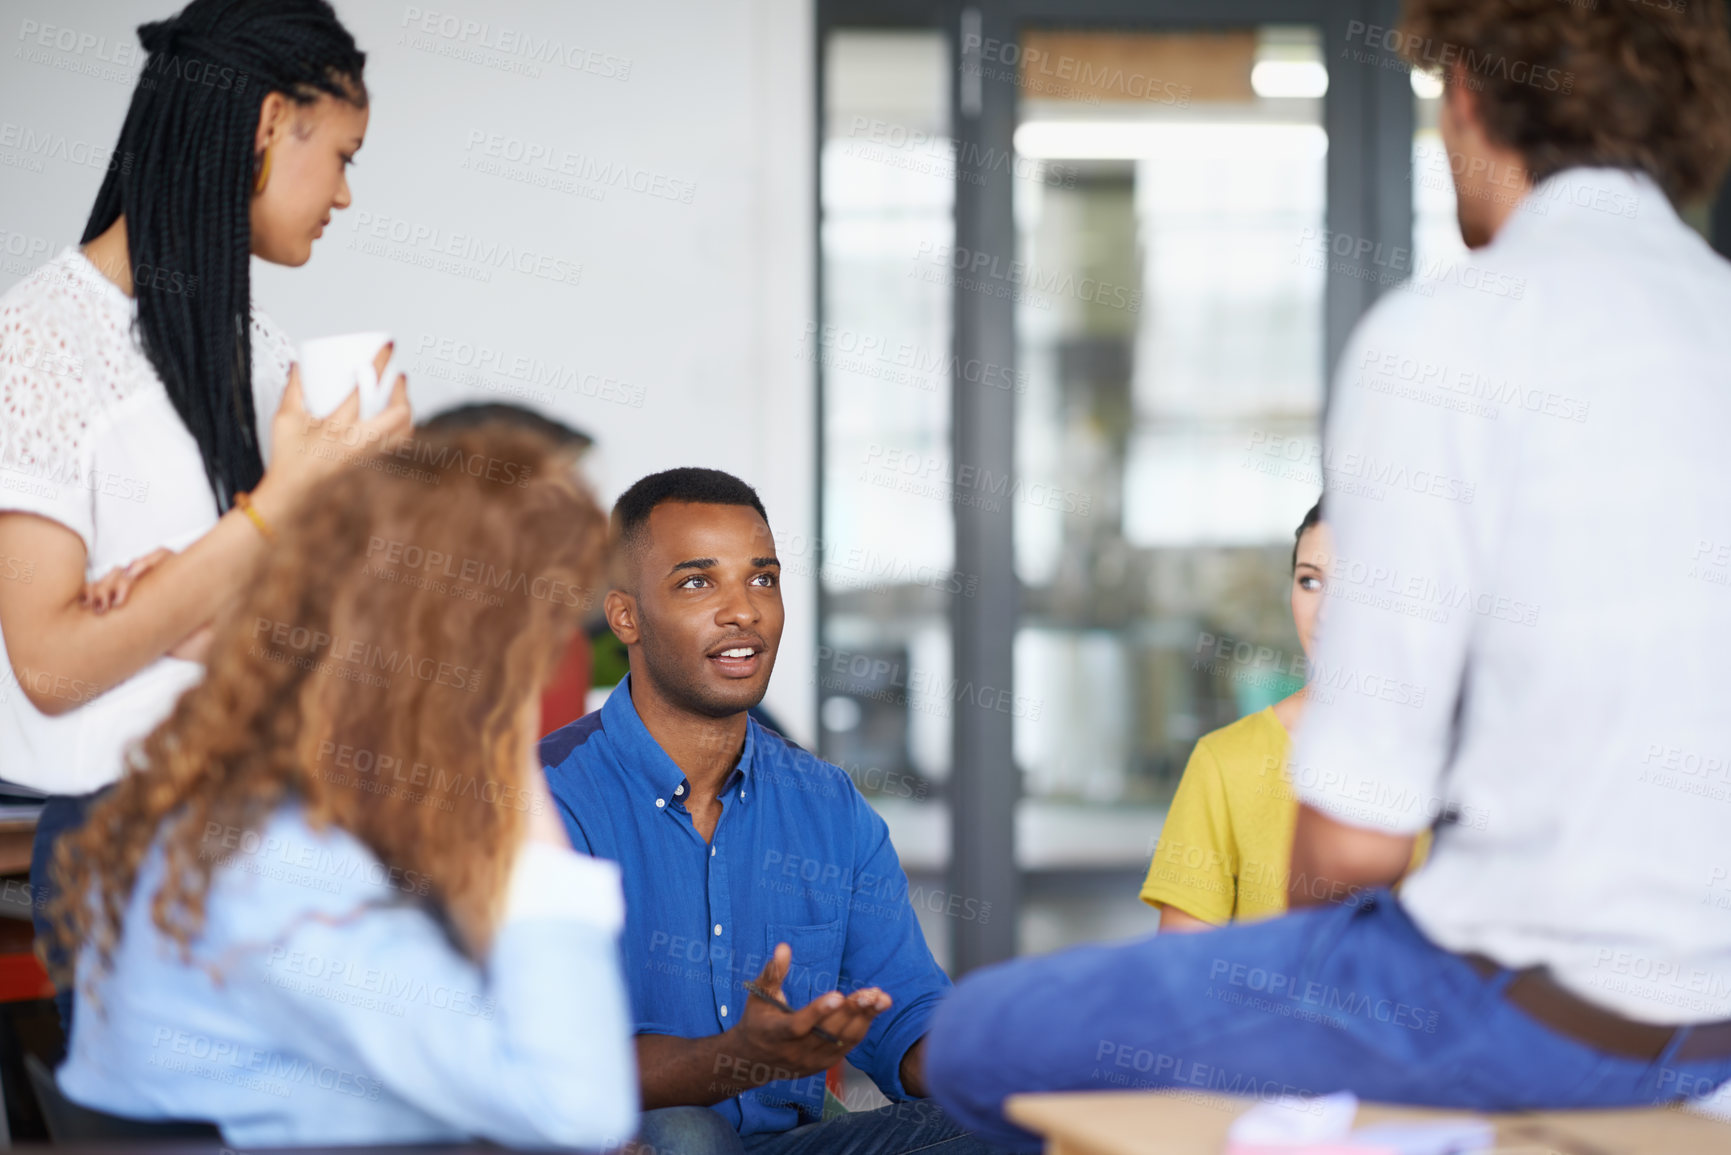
xmin=0 ymin=0 xmax=410 ymax=1031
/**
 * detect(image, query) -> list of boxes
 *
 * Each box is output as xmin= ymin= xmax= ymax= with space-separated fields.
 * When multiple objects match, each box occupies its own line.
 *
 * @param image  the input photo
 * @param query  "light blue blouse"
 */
xmin=57 ymin=803 xmax=638 ymax=1148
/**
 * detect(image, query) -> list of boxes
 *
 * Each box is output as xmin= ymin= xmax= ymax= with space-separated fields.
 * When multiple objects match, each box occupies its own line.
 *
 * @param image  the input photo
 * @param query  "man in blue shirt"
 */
xmin=541 ymin=468 xmax=1000 ymax=1155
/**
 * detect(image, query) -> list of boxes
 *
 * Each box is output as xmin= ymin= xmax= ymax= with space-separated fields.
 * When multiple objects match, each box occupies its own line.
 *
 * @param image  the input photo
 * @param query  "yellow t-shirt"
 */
xmin=1139 ymin=707 xmax=1427 ymax=925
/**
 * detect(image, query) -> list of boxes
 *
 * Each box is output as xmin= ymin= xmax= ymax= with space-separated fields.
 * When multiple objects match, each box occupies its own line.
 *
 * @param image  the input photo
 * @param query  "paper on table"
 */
xmin=1347 ymin=1120 xmax=1493 ymax=1154
xmin=1686 ymin=1077 xmax=1731 ymax=1123
xmin=1227 ymin=1092 xmax=1359 ymax=1145
xmin=1223 ymin=1094 xmax=1492 ymax=1155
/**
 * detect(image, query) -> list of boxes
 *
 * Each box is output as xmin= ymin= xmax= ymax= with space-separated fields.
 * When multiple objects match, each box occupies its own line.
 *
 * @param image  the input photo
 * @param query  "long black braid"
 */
xmin=81 ymin=0 xmax=366 ymax=512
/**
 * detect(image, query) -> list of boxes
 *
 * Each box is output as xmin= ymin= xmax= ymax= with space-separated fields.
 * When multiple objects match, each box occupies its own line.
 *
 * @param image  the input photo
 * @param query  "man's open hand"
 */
xmin=727 ymin=943 xmax=890 ymax=1079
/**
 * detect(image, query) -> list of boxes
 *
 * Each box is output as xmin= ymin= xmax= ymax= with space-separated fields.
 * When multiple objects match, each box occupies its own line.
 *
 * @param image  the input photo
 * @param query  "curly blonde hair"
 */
xmin=48 ymin=422 xmax=607 ymax=993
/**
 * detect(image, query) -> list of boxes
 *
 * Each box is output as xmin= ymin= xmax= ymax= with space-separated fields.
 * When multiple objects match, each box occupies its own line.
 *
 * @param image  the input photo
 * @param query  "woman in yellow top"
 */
xmin=1141 ymin=500 xmax=1425 ymax=931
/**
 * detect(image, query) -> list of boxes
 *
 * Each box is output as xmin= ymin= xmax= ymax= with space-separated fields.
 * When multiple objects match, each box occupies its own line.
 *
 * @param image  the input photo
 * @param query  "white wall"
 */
xmin=0 ymin=0 xmax=818 ymax=740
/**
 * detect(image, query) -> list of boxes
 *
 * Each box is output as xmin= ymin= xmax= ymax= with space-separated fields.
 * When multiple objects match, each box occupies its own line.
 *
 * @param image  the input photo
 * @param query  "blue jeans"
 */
xmin=634 ymin=1100 xmax=1004 ymax=1155
xmin=923 ymin=892 xmax=1731 ymax=1151
xmin=30 ymin=792 xmax=100 ymax=1038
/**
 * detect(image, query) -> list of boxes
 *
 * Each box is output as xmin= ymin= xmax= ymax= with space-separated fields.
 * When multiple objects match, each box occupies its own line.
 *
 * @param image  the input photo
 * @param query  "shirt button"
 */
xmin=655 ymin=798 xmax=666 ymax=808
xmin=675 ymin=784 xmax=685 ymax=795
xmin=720 ymin=1005 xmax=728 ymax=1017
xmin=710 ymin=846 xmax=716 ymax=857
xmin=713 ymin=924 xmax=723 ymax=936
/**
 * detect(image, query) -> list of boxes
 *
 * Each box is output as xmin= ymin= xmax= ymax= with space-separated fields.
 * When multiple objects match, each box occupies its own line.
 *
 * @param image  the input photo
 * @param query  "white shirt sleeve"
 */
xmin=0 ymin=289 xmax=98 ymax=548
xmin=1290 ymin=290 xmax=1507 ymax=834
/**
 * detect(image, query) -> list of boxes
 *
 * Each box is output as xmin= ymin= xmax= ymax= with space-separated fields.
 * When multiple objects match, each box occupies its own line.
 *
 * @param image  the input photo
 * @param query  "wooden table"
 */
xmin=1006 ymin=1090 xmax=1731 ymax=1155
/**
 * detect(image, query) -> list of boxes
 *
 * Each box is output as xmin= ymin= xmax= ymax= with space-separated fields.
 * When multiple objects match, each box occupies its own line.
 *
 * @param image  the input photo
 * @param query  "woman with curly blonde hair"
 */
xmin=46 ymin=421 xmax=638 ymax=1149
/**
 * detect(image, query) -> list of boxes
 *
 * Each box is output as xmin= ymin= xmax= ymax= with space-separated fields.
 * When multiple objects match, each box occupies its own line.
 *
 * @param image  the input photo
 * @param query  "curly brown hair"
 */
xmin=1397 ymin=0 xmax=1731 ymax=202
xmin=48 ymin=422 xmax=607 ymax=994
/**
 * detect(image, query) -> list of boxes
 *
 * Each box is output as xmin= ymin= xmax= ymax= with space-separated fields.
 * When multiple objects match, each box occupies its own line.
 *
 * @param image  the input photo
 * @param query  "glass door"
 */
xmin=817 ymin=26 xmax=961 ymax=964
xmin=1008 ymin=26 xmax=1329 ymax=952
xmin=817 ymin=0 xmax=1415 ymax=973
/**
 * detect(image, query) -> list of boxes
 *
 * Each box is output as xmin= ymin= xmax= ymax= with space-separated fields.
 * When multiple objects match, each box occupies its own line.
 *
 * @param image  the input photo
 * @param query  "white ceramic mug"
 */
xmin=296 ymin=331 xmax=399 ymax=420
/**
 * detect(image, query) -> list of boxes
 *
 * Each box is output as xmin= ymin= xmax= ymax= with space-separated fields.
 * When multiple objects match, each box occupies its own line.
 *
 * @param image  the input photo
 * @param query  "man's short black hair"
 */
xmin=612 ymin=468 xmax=771 ymax=576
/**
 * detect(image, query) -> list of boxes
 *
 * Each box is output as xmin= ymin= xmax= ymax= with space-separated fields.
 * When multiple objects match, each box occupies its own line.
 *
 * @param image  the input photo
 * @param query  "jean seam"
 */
xmin=889 ymin=1138 xmax=977 ymax=1155
xmin=1640 ymin=1024 xmax=1694 ymax=1105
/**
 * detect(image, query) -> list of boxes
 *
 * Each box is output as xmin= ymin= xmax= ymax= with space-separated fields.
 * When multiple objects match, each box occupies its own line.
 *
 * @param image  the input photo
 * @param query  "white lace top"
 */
xmin=0 ymin=248 xmax=293 ymax=793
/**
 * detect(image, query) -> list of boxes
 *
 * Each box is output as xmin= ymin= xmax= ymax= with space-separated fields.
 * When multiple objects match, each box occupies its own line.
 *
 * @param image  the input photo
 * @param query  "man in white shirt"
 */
xmin=922 ymin=4 xmax=1731 ymax=1148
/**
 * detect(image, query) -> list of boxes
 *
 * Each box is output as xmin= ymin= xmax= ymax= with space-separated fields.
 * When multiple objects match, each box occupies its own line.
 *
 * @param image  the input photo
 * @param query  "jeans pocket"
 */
xmin=1453 ymin=1002 xmax=1648 ymax=1109
xmin=1644 ymin=1053 xmax=1731 ymax=1108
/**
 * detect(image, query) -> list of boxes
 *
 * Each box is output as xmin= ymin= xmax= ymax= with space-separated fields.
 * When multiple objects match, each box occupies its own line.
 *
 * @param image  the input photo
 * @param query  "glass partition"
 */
xmin=817 ymin=28 xmax=956 ymax=958
xmin=817 ymin=4 xmax=1414 ymax=966
xmin=1009 ymin=26 xmax=1328 ymax=952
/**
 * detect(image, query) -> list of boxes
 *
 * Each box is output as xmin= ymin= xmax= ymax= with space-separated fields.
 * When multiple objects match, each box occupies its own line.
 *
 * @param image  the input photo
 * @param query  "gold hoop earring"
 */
xmin=253 ymin=146 xmax=272 ymax=195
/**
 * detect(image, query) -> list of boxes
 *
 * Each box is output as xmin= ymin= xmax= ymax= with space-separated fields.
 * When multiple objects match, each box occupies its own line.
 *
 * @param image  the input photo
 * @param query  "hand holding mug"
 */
xmin=255 ymin=340 xmax=411 ymax=520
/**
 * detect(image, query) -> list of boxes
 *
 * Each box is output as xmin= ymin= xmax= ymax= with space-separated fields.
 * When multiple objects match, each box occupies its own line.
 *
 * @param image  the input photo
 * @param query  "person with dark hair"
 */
xmin=49 ymin=424 xmax=636 ymax=1147
xmin=924 ymin=2 xmax=1731 ymax=1145
xmin=1141 ymin=500 xmax=1426 ymax=932
xmin=417 ymin=402 xmax=597 ymax=734
xmin=1289 ymin=497 xmax=1324 ymax=577
xmin=0 ymin=0 xmax=408 ymax=1030
xmin=418 ymin=402 xmax=594 ymax=456
xmin=540 ymin=468 xmax=1002 ymax=1155
xmin=1140 ymin=500 xmax=1331 ymax=929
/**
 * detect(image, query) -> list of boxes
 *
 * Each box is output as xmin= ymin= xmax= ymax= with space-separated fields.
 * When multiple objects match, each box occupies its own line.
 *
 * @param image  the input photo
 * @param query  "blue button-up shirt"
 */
xmin=541 ymin=675 xmax=950 ymax=1137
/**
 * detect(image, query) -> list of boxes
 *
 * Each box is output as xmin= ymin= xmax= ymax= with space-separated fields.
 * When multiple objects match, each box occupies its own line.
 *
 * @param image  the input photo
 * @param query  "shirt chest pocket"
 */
xmin=765 ymin=919 xmax=843 ymax=1010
